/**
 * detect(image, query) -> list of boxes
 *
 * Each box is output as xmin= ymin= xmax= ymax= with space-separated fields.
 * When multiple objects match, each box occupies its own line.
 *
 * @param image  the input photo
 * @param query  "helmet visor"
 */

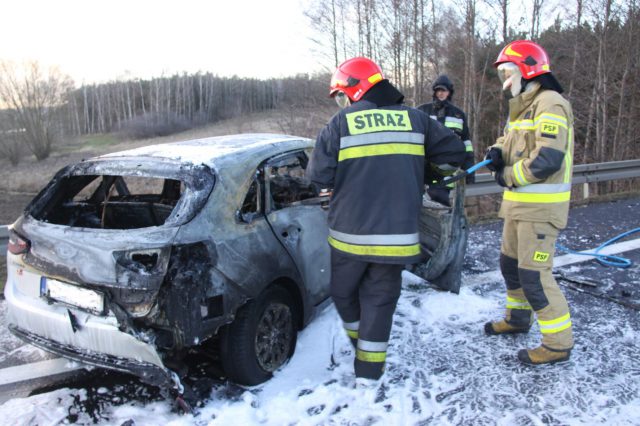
xmin=334 ymin=91 xmax=351 ymax=108
xmin=497 ymin=62 xmax=520 ymax=84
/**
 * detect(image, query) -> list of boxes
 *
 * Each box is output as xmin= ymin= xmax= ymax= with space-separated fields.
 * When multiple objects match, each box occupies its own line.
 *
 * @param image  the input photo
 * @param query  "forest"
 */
xmin=305 ymin=0 xmax=639 ymax=166
xmin=0 ymin=0 xmax=638 ymax=176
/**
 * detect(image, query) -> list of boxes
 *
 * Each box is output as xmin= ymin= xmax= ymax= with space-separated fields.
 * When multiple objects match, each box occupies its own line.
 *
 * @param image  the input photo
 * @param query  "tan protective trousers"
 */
xmin=501 ymin=218 xmax=574 ymax=350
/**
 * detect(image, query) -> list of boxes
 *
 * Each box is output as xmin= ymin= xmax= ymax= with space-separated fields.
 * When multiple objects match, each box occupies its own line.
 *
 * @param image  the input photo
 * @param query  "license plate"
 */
xmin=41 ymin=277 xmax=105 ymax=315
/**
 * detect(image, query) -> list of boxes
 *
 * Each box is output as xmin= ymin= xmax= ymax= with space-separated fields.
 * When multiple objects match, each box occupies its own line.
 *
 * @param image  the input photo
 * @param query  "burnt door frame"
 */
xmin=262 ymin=150 xmax=331 ymax=305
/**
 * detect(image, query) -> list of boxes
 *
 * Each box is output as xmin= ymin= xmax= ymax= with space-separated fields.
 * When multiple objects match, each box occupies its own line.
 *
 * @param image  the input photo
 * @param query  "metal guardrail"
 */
xmin=0 ymin=226 xmax=7 ymax=253
xmin=466 ymin=159 xmax=640 ymax=197
xmin=0 ymin=160 xmax=638 ymax=239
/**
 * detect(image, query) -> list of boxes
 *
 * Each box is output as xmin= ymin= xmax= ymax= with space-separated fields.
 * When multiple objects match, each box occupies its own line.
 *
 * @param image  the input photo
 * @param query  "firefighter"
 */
xmin=484 ymin=40 xmax=575 ymax=365
xmin=307 ymin=57 xmax=466 ymax=384
xmin=417 ymin=75 xmax=475 ymax=206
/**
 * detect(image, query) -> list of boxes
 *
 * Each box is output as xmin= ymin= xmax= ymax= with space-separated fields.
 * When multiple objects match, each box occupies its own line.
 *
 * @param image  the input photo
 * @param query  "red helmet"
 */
xmin=494 ymin=40 xmax=551 ymax=79
xmin=329 ymin=57 xmax=384 ymax=102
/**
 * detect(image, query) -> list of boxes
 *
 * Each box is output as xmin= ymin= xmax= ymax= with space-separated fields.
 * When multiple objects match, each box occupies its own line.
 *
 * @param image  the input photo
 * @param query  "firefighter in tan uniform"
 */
xmin=484 ymin=40 xmax=574 ymax=365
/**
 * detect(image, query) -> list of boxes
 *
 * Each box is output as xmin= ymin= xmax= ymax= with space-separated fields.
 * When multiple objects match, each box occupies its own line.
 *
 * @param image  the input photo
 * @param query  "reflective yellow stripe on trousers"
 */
xmin=506 ymin=296 xmax=531 ymax=310
xmin=356 ymin=339 xmax=387 ymax=363
xmin=344 ymin=321 xmax=359 ymax=339
xmin=538 ymin=313 xmax=572 ymax=334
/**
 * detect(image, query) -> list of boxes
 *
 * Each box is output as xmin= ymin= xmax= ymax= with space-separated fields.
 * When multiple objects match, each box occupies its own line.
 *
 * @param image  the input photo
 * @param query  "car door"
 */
xmin=263 ymin=150 xmax=330 ymax=304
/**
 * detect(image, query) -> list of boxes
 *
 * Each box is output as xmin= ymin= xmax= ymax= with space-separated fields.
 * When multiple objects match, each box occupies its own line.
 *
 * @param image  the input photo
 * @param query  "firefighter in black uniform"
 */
xmin=417 ymin=74 xmax=475 ymax=206
xmin=307 ymin=57 xmax=466 ymax=384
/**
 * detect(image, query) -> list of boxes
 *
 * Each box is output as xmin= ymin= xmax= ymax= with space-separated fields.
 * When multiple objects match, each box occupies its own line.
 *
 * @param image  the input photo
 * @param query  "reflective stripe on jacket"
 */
xmin=495 ymin=83 xmax=574 ymax=229
xmin=307 ymin=99 xmax=465 ymax=264
xmin=417 ymin=101 xmax=474 ymax=170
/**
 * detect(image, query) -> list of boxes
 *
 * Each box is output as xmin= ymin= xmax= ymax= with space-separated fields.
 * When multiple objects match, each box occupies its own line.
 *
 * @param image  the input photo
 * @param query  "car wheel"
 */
xmin=220 ymin=286 xmax=297 ymax=386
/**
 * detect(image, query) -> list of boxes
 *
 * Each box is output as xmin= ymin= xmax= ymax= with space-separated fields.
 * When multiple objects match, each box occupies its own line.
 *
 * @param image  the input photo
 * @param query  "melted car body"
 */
xmin=4 ymin=133 xmax=466 ymax=389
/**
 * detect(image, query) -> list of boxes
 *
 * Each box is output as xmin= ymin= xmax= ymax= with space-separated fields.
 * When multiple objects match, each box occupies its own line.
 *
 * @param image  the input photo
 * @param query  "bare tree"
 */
xmin=500 ymin=0 xmax=509 ymax=42
xmin=461 ymin=0 xmax=477 ymax=123
xmin=595 ymin=0 xmax=613 ymax=163
xmin=567 ymin=0 xmax=583 ymax=99
xmin=0 ymin=61 xmax=74 ymax=160
xmin=305 ymin=0 xmax=342 ymax=67
xmin=0 ymin=110 xmax=24 ymax=165
xmin=530 ymin=0 xmax=545 ymax=40
xmin=611 ymin=0 xmax=637 ymax=160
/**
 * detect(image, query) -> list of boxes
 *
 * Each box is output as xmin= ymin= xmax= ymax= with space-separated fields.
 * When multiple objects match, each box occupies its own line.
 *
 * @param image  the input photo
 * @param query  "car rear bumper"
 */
xmin=4 ymin=258 xmax=174 ymax=388
xmin=7 ymin=324 xmax=173 ymax=387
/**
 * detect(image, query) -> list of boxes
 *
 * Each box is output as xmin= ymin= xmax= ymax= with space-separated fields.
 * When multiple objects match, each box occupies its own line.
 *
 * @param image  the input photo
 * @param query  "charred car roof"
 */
xmin=98 ymin=133 xmax=313 ymax=171
xmin=25 ymin=134 xmax=313 ymax=226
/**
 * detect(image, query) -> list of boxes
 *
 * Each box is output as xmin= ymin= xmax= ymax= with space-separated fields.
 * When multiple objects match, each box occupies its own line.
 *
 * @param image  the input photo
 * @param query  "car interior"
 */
xmin=32 ymin=175 xmax=185 ymax=229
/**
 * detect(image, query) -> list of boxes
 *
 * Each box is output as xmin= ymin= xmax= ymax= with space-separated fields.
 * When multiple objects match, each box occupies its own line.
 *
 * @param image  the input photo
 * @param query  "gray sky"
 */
xmin=0 ymin=0 xmax=323 ymax=84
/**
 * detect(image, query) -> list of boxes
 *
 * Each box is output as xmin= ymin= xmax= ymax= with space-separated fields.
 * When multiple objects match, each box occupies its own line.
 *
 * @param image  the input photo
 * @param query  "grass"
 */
xmin=81 ymin=134 xmax=120 ymax=148
xmin=0 ymin=111 xmax=290 ymax=194
xmin=57 ymin=134 xmax=120 ymax=154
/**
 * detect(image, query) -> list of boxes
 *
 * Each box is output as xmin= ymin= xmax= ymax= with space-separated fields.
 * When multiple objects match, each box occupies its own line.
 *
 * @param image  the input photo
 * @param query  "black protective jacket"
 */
xmin=307 ymin=80 xmax=465 ymax=264
xmin=417 ymin=100 xmax=474 ymax=171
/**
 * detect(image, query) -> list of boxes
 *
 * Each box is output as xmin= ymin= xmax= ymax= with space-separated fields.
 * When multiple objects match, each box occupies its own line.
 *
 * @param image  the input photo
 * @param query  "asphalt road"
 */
xmin=465 ymin=196 xmax=640 ymax=299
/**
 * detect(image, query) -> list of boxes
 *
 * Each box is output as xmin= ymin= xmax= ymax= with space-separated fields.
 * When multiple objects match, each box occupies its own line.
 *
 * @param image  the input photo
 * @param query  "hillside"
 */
xmin=0 ymin=109 xmax=331 ymax=224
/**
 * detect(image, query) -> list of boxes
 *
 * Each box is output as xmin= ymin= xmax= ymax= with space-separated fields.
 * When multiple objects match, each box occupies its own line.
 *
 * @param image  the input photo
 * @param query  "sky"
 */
xmin=0 ymin=0 xmax=325 ymax=84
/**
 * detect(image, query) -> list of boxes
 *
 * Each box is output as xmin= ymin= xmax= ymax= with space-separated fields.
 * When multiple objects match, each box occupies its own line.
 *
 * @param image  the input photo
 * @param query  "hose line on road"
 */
xmin=556 ymin=227 xmax=640 ymax=268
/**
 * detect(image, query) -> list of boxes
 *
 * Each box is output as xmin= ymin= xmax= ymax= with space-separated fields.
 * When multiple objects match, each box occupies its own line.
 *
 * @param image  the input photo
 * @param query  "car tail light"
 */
xmin=8 ymin=231 xmax=30 ymax=255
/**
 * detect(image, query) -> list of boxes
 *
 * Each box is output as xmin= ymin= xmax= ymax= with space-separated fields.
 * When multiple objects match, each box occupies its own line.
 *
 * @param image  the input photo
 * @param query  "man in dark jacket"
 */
xmin=417 ymin=75 xmax=475 ymax=206
xmin=307 ymin=57 xmax=466 ymax=385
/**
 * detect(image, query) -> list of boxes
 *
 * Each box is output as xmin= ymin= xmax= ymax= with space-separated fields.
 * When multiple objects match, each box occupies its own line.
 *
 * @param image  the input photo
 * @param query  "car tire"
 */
xmin=220 ymin=286 xmax=297 ymax=386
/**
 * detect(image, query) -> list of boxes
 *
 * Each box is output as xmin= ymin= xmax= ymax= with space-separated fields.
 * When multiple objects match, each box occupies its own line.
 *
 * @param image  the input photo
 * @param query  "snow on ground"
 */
xmin=2 ymin=199 xmax=640 ymax=425
xmin=2 ymin=266 xmax=640 ymax=425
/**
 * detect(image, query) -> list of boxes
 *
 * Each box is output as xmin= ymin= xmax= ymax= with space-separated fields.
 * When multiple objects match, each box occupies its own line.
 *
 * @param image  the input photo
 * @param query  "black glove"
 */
xmin=424 ymin=165 xmax=445 ymax=187
xmin=494 ymin=170 xmax=508 ymax=187
xmin=485 ymin=147 xmax=504 ymax=172
xmin=427 ymin=186 xmax=451 ymax=207
xmin=465 ymin=173 xmax=476 ymax=184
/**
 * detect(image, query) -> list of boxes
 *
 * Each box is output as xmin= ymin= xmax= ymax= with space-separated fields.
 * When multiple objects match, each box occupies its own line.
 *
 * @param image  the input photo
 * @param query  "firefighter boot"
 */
xmin=486 ymin=254 xmax=533 ymax=336
xmin=484 ymin=320 xmax=530 ymax=335
xmin=517 ymin=345 xmax=571 ymax=365
xmin=484 ymin=303 xmax=531 ymax=335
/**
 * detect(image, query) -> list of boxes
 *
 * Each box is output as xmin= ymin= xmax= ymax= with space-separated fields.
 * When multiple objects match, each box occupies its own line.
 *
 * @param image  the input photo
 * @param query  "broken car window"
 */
xmin=239 ymin=177 xmax=261 ymax=223
xmin=267 ymin=153 xmax=316 ymax=210
xmin=27 ymin=160 xmax=215 ymax=231
xmin=33 ymin=175 xmax=185 ymax=229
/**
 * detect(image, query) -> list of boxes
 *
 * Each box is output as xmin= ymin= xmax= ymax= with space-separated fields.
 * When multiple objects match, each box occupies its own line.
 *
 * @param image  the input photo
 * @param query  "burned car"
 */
xmin=4 ymin=133 xmax=467 ymax=391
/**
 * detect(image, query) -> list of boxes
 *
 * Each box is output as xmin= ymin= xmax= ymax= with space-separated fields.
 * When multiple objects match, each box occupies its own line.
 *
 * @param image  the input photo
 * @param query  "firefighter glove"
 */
xmin=494 ymin=170 xmax=508 ymax=187
xmin=485 ymin=147 xmax=504 ymax=172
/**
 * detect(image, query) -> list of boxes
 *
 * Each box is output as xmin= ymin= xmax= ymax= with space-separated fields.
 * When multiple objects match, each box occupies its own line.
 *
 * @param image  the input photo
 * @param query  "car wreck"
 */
xmin=4 ymin=133 xmax=467 ymax=392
